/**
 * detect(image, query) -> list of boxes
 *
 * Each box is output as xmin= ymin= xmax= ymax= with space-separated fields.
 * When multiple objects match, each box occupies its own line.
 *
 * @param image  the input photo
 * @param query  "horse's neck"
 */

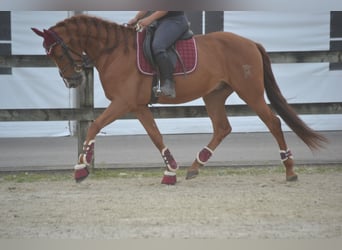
xmin=92 ymin=30 xmax=136 ymax=70
xmin=56 ymin=18 xmax=136 ymax=65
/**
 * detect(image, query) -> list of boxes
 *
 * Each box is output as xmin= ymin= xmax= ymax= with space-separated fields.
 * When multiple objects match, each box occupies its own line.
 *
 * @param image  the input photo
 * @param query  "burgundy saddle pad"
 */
xmin=136 ymin=30 xmax=198 ymax=76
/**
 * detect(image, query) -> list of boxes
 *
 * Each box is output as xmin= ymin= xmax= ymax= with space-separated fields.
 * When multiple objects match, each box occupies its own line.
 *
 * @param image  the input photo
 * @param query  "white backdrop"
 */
xmin=0 ymin=11 xmax=341 ymax=137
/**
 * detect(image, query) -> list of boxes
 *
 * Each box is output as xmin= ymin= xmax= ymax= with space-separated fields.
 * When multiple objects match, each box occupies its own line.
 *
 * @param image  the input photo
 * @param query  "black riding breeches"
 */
xmin=151 ymin=15 xmax=189 ymax=56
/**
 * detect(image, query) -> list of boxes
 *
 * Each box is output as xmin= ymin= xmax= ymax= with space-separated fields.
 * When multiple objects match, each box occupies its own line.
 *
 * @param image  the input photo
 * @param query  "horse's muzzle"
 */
xmin=60 ymin=71 xmax=85 ymax=88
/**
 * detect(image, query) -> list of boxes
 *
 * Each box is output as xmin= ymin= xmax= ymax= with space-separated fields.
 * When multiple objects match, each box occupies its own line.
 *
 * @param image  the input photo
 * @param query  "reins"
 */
xmin=47 ymin=29 xmax=92 ymax=72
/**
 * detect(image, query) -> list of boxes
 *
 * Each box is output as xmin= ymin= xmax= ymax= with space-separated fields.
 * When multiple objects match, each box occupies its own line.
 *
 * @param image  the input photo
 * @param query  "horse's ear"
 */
xmin=43 ymin=29 xmax=55 ymax=37
xmin=31 ymin=28 xmax=44 ymax=37
xmin=42 ymin=29 xmax=58 ymax=46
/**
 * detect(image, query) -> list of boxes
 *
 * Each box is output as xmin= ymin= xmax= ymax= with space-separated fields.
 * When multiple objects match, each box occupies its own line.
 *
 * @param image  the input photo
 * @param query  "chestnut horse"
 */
xmin=32 ymin=14 xmax=327 ymax=184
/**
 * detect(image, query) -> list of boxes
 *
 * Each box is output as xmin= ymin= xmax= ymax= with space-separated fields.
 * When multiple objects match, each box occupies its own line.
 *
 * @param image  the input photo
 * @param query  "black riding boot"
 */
xmin=155 ymin=52 xmax=176 ymax=98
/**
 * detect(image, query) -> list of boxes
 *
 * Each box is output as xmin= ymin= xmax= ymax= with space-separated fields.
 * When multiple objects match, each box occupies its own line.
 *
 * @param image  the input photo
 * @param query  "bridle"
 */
xmin=44 ymin=29 xmax=92 ymax=88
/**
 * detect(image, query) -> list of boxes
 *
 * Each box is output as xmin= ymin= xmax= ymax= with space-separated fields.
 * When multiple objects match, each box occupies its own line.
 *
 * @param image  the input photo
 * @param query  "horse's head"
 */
xmin=31 ymin=27 xmax=89 ymax=88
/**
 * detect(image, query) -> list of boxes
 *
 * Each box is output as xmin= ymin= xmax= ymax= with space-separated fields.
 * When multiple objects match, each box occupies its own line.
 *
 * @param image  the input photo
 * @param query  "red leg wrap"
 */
xmin=161 ymin=147 xmax=178 ymax=172
xmin=280 ymin=149 xmax=293 ymax=162
xmin=161 ymin=171 xmax=177 ymax=185
xmin=80 ymin=140 xmax=95 ymax=165
xmin=74 ymin=164 xmax=89 ymax=183
xmin=196 ymin=146 xmax=213 ymax=165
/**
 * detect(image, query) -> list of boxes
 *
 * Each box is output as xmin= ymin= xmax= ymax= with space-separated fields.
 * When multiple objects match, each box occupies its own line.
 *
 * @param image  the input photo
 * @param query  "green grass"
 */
xmin=0 ymin=165 xmax=341 ymax=183
xmin=1 ymin=171 xmax=72 ymax=183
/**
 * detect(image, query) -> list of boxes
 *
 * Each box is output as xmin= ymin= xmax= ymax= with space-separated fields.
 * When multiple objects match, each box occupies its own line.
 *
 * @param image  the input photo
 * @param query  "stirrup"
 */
xmin=153 ymin=79 xmax=162 ymax=97
xmin=160 ymin=87 xmax=176 ymax=98
xmin=160 ymin=79 xmax=176 ymax=98
xmin=153 ymin=85 xmax=162 ymax=97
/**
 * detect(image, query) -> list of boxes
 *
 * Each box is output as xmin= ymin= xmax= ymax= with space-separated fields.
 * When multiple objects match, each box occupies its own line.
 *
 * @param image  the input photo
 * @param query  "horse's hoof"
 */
xmin=286 ymin=174 xmax=298 ymax=182
xmin=74 ymin=164 xmax=89 ymax=183
xmin=186 ymin=169 xmax=199 ymax=180
xmin=161 ymin=175 xmax=177 ymax=185
xmin=161 ymin=170 xmax=176 ymax=185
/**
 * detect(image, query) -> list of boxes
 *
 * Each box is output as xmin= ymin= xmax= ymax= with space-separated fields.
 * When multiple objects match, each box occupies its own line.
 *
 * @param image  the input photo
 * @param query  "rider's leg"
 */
xmin=151 ymin=16 xmax=188 ymax=98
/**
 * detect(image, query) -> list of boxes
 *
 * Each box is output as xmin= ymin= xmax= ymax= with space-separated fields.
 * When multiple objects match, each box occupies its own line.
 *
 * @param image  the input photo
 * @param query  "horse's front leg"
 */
xmin=74 ymin=100 xmax=130 ymax=182
xmin=186 ymin=87 xmax=232 ymax=180
xmin=134 ymin=105 xmax=178 ymax=185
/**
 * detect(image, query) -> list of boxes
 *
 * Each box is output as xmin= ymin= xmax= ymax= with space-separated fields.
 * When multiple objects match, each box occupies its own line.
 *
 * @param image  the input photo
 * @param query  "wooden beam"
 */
xmin=1 ymin=51 xmax=341 ymax=68
xmin=1 ymin=103 xmax=341 ymax=122
xmin=0 ymin=55 xmax=55 ymax=67
xmin=268 ymin=50 xmax=342 ymax=64
xmin=76 ymin=67 xmax=94 ymax=161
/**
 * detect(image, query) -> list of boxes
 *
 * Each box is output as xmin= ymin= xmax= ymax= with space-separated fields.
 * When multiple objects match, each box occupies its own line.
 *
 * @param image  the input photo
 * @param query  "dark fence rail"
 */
xmin=1 ymin=51 xmax=341 ymax=162
xmin=1 ymin=50 xmax=341 ymax=67
xmin=1 ymin=103 xmax=342 ymax=122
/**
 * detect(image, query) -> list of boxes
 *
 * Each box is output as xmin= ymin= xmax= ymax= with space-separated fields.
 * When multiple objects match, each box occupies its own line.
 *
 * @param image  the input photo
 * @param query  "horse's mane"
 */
xmin=52 ymin=14 xmax=136 ymax=54
xmin=53 ymin=14 xmax=132 ymax=30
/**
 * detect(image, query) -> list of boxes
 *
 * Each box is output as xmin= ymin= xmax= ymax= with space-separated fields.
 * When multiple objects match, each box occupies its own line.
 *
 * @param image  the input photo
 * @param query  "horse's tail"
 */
xmin=255 ymin=43 xmax=328 ymax=150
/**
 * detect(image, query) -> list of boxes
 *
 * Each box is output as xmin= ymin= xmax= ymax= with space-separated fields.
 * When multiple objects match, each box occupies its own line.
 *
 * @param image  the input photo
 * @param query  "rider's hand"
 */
xmin=128 ymin=17 xmax=138 ymax=26
xmin=137 ymin=16 xmax=154 ymax=29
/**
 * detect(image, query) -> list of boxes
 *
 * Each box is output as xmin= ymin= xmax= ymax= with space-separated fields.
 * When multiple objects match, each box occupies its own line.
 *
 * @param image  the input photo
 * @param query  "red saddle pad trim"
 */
xmin=136 ymin=30 xmax=197 ymax=76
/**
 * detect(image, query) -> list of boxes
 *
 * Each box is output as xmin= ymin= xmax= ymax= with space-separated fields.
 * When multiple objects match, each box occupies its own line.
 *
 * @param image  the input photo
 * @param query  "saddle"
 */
xmin=143 ymin=23 xmax=194 ymax=71
xmin=136 ymin=23 xmax=197 ymax=103
xmin=137 ymin=24 xmax=197 ymax=76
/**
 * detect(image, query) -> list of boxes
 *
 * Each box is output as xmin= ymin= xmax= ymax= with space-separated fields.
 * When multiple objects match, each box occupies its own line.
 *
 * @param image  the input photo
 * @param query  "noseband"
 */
xmin=44 ymin=30 xmax=92 ymax=88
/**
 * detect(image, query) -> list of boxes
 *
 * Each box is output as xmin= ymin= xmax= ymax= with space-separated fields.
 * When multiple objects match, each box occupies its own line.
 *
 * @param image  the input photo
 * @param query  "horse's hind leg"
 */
xmin=134 ymin=105 xmax=178 ymax=185
xmin=244 ymin=95 xmax=297 ymax=181
xmin=186 ymin=85 xmax=233 ymax=179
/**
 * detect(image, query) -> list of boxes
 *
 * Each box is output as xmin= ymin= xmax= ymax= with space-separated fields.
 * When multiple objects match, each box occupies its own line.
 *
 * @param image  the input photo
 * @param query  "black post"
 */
xmin=205 ymin=11 xmax=224 ymax=34
xmin=77 ymin=67 xmax=94 ymax=168
xmin=185 ymin=11 xmax=203 ymax=35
